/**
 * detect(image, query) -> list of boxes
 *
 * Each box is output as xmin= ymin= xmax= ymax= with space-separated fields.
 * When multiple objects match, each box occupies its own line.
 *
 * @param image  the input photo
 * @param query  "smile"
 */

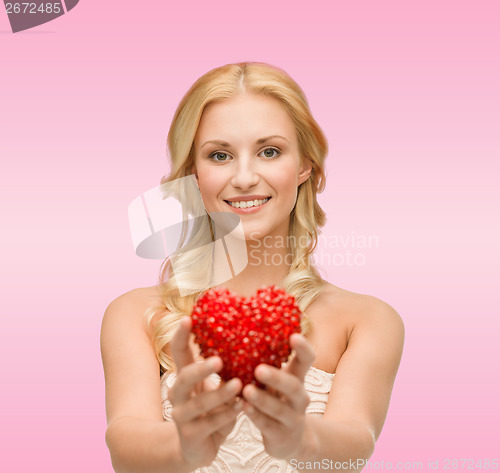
xmin=225 ymin=197 xmax=270 ymax=208
xmin=223 ymin=197 xmax=271 ymax=213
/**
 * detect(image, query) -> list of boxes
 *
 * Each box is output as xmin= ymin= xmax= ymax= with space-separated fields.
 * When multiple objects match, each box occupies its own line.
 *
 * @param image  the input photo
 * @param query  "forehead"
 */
xmin=194 ymin=93 xmax=296 ymax=143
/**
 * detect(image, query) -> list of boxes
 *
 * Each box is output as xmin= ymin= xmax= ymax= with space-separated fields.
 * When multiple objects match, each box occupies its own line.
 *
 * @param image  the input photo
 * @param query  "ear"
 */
xmin=298 ymin=158 xmax=313 ymax=186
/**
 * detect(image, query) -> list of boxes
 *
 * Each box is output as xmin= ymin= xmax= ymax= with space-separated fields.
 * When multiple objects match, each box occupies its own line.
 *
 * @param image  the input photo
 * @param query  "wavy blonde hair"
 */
xmin=144 ymin=61 xmax=329 ymax=375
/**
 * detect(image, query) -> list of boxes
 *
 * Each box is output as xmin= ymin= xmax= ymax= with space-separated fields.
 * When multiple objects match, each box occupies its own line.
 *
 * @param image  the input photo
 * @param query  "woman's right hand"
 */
xmin=168 ymin=316 xmax=243 ymax=469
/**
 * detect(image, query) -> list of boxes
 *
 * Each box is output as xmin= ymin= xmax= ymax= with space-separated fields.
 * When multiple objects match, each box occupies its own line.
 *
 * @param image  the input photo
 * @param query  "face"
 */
xmin=192 ymin=93 xmax=312 ymax=241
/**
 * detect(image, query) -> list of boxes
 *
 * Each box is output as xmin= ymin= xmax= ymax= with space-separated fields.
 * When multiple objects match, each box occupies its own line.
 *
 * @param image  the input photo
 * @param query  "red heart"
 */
xmin=191 ymin=285 xmax=302 ymax=388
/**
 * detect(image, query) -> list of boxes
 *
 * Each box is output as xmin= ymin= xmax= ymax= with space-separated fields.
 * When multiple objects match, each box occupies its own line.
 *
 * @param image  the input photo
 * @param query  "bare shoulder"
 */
xmin=102 ymin=286 xmax=150 ymax=322
xmin=127 ymin=284 xmax=163 ymax=307
xmin=323 ymin=281 xmax=405 ymax=381
xmin=305 ymin=281 xmax=401 ymax=373
xmin=101 ymin=285 xmax=163 ymax=336
xmin=100 ymin=285 xmax=167 ymax=429
xmin=320 ymin=282 xmax=405 ymax=440
xmin=308 ymin=280 xmax=404 ymax=373
xmin=100 ymin=288 xmax=150 ymax=357
xmin=321 ymin=281 xmax=404 ymax=337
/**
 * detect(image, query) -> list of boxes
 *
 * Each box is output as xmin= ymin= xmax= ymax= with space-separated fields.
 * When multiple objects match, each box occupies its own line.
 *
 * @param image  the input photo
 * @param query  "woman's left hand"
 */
xmin=241 ymin=333 xmax=316 ymax=460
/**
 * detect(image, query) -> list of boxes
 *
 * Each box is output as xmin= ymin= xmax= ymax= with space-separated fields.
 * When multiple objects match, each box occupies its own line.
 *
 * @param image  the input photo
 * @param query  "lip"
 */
xmin=225 ymin=195 xmax=271 ymax=202
xmin=224 ymin=197 xmax=271 ymax=214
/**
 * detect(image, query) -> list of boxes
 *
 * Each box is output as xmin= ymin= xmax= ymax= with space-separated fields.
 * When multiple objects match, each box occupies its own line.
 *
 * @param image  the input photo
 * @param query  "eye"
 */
xmin=207 ymin=147 xmax=281 ymax=162
xmin=208 ymin=152 xmax=232 ymax=162
xmin=259 ymin=147 xmax=281 ymax=159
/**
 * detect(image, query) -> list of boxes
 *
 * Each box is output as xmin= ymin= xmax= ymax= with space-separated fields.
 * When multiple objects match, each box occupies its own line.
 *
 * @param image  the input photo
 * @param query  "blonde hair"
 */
xmin=144 ymin=61 xmax=329 ymax=374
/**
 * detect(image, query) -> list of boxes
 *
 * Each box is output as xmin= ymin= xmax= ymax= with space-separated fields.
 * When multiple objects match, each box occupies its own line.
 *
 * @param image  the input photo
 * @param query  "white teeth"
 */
xmin=227 ymin=197 xmax=270 ymax=209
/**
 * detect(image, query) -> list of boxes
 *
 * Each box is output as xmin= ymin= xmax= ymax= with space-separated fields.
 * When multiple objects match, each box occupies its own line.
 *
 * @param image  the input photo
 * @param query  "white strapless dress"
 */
xmin=160 ymin=364 xmax=335 ymax=473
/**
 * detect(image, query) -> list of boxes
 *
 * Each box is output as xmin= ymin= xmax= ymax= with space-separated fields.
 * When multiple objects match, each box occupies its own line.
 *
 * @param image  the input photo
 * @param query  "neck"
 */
xmin=211 ymin=230 xmax=293 ymax=298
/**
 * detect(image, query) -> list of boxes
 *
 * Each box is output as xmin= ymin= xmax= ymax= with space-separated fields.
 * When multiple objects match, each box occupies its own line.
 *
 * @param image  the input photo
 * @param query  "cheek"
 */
xmin=197 ymin=167 xmax=224 ymax=201
xmin=273 ymin=164 xmax=299 ymax=196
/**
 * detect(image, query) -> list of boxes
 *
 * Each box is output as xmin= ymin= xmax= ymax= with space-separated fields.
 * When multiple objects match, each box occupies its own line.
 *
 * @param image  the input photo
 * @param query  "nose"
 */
xmin=230 ymin=155 xmax=260 ymax=189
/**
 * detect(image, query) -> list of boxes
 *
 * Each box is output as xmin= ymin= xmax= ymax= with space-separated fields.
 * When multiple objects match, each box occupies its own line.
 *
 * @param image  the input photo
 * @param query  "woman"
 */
xmin=101 ymin=62 xmax=405 ymax=473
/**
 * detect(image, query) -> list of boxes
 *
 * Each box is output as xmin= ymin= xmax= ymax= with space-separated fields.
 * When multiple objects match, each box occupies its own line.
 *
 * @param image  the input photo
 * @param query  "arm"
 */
xmin=101 ymin=292 xmax=242 ymax=473
xmin=291 ymin=296 xmax=405 ymax=472
xmin=101 ymin=289 xmax=190 ymax=473
xmin=291 ymin=417 xmax=375 ymax=472
xmin=105 ymin=417 xmax=191 ymax=473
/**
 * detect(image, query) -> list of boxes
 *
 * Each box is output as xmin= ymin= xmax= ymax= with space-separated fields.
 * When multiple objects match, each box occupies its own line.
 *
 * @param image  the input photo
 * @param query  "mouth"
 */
xmin=224 ymin=197 xmax=271 ymax=209
xmin=224 ymin=197 xmax=271 ymax=215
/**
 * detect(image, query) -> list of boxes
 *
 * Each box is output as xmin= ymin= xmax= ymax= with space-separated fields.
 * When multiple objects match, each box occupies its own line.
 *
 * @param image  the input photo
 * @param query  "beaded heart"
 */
xmin=191 ymin=285 xmax=302 ymax=388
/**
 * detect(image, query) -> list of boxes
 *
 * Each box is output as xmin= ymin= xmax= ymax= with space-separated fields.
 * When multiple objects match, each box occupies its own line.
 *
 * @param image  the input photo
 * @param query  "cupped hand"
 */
xmin=168 ymin=316 xmax=243 ymax=469
xmin=241 ymin=333 xmax=316 ymax=460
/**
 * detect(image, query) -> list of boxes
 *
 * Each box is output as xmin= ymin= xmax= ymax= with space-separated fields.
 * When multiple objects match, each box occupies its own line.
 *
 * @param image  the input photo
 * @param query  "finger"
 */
xmin=254 ymin=365 xmax=310 ymax=412
xmin=169 ymin=356 xmax=222 ymax=404
xmin=170 ymin=316 xmax=196 ymax=371
xmin=172 ymin=378 xmax=242 ymax=423
xmin=242 ymin=383 xmax=296 ymax=428
xmin=182 ymin=400 xmax=243 ymax=440
xmin=242 ymin=399 xmax=275 ymax=433
xmin=209 ymin=409 xmax=240 ymax=441
xmin=284 ymin=333 xmax=315 ymax=382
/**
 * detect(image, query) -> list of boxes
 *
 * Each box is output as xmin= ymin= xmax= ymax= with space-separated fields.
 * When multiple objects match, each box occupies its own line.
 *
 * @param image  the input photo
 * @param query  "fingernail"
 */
xmin=226 ymin=378 xmax=239 ymax=390
xmin=257 ymin=366 xmax=269 ymax=380
xmin=245 ymin=385 xmax=258 ymax=400
xmin=208 ymin=357 xmax=220 ymax=370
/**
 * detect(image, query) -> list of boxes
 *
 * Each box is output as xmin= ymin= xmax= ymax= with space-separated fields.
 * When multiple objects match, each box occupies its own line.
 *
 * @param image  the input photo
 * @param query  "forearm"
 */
xmin=288 ymin=416 xmax=376 ymax=473
xmin=105 ymin=416 xmax=195 ymax=473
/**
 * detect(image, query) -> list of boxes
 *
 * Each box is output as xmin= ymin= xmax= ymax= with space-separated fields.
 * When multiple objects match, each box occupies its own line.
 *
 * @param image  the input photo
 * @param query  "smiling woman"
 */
xmin=192 ymin=92 xmax=312 ymax=242
xmin=101 ymin=61 xmax=404 ymax=473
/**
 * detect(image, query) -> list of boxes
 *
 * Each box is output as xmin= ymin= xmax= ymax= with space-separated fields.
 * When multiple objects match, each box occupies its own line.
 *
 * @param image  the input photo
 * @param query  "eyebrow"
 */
xmin=201 ymin=135 xmax=290 ymax=149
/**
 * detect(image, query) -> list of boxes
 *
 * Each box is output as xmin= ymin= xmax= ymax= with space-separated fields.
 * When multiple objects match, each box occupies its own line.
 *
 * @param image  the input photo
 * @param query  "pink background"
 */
xmin=1 ymin=1 xmax=498 ymax=471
